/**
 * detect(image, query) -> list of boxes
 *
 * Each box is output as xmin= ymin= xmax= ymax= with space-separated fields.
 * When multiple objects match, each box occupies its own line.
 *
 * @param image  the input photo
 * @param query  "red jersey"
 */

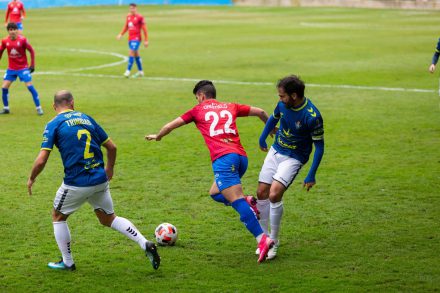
xmin=5 ymin=1 xmax=25 ymax=23
xmin=0 ymin=35 xmax=34 ymax=70
xmin=180 ymin=99 xmax=251 ymax=162
xmin=124 ymin=13 xmax=146 ymax=41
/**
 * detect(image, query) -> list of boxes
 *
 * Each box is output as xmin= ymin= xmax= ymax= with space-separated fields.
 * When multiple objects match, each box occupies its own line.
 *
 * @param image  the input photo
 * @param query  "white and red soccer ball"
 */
xmin=155 ymin=223 xmax=178 ymax=246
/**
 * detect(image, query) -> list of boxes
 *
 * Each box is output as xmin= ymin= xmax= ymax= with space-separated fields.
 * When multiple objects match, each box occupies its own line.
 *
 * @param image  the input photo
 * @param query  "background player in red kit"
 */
xmin=0 ymin=22 xmax=42 ymax=115
xmin=146 ymin=80 xmax=275 ymax=263
xmin=116 ymin=3 xmax=148 ymax=78
xmin=4 ymin=0 xmax=25 ymax=32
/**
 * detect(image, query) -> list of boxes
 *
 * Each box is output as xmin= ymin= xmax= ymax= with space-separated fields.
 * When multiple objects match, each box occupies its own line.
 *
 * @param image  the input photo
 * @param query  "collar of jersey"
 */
xmin=290 ymin=97 xmax=308 ymax=111
xmin=59 ymin=109 xmax=74 ymax=114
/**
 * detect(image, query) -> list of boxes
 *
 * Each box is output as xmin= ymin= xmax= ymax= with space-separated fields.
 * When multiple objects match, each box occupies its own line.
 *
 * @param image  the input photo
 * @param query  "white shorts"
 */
xmin=258 ymin=146 xmax=303 ymax=188
xmin=53 ymin=182 xmax=114 ymax=215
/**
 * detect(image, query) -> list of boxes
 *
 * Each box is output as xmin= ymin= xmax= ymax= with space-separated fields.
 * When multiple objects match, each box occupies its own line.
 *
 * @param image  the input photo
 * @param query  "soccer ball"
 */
xmin=155 ymin=223 xmax=178 ymax=246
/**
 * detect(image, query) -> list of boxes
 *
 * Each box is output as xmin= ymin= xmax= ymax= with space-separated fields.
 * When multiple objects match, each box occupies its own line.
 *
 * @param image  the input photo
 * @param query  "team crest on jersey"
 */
xmin=128 ymin=22 xmax=134 ymax=27
xmin=10 ymin=48 xmax=18 ymax=56
xmin=295 ymin=121 xmax=302 ymax=129
xmin=17 ymin=41 xmax=20 ymax=46
xmin=13 ymin=8 xmax=18 ymax=12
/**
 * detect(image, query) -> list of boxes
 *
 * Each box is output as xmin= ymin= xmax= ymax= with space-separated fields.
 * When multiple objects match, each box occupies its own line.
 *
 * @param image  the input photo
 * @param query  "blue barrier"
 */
xmin=0 ymin=0 xmax=232 ymax=9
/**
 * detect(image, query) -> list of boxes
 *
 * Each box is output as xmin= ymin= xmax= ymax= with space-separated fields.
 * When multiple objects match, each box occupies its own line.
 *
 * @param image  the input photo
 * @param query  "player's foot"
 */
xmin=257 ymin=234 xmax=274 ymax=263
xmin=245 ymin=195 xmax=260 ymax=220
xmin=124 ymin=70 xmax=130 ymax=78
xmin=0 ymin=109 xmax=10 ymax=114
xmin=267 ymin=241 xmax=279 ymax=260
xmin=48 ymin=259 xmax=76 ymax=271
xmin=36 ymin=108 xmax=44 ymax=115
xmin=132 ymin=71 xmax=144 ymax=78
xmin=145 ymin=240 xmax=160 ymax=270
xmin=255 ymin=247 xmax=260 ymax=255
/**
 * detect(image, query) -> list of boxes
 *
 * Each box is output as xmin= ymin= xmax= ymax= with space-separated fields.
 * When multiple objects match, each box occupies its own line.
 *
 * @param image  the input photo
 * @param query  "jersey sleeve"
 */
xmin=180 ymin=108 xmax=195 ymax=124
xmin=308 ymin=115 xmax=324 ymax=141
xmin=89 ymin=116 xmax=109 ymax=145
xmin=41 ymin=121 xmax=56 ymax=151
xmin=272 ymin=102 xmax=281 ymax=119
xmin=436 ymin=38 xmax=440 ymax=52
xmin=235 ymin=103 xmax=251 ymax=117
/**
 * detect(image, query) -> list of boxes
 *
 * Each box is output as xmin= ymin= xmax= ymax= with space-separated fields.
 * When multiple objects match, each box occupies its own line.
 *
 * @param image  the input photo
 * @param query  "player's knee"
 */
xmin=256 ymin=184 xmax=270 ymax=199
xmin=95 ymin=209 xmax=115 ymax=227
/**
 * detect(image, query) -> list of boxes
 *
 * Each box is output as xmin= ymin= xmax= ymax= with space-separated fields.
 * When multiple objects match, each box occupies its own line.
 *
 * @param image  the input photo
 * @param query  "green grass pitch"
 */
xmin=0 ymin=5 xmax=439 ymax=292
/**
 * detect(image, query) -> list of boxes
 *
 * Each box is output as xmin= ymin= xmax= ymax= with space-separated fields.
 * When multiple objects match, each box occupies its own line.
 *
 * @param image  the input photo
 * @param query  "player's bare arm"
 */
xmin=142 ymin=24 xmax=148 ymax=48
xmin=102 ymin=139 xmax=117 ymax=181
xmin=145 ymin=117 xmax=186 ymax=141
xmin=27 ymin=150 xmax=51 ymax=195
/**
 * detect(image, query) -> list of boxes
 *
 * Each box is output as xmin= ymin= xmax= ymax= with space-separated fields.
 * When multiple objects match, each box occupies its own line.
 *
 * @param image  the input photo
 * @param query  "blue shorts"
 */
xmin=128 ymin=41 xmax=140 ymax=51
xmin=16 ymin=22 xmax=23 ymax=30
xmin=212 ymin=153 xmax=248 ymax=192
xmin=4 ymin=68 xmax=32 ymax=83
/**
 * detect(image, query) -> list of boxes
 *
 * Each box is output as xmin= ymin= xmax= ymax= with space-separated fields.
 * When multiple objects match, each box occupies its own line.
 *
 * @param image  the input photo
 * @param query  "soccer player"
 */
xmin=256 ymin=75 xmax=324 ymax=260
xmin=27 ymin=90 xmax=160 ymax=271
xmin=146 ymin=80 xmax=275 ymax=263
xmin=4 ymin=0 xmax=25 ymax=32
xmin=429 ymin=38 xmax=440 ymax=74
xmin=0 ymin=22 xmax=42 ymax=115
xmin=116 ymin=3 xmax=148 ymax=78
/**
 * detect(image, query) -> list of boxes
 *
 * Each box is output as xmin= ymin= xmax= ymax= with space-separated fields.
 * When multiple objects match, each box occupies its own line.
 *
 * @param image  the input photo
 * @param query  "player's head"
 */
xmin=193 ymin=80 xmax=216 ymax=103
xmin=53 ymin=90 xmax=74 ymax=111
xmin=129 ymin=3 xmax=137 ymax=14
xmin=6 ymin=22 xmax=18 ymax=38
xmin=277 ymin=75 xmax=305 ymax=105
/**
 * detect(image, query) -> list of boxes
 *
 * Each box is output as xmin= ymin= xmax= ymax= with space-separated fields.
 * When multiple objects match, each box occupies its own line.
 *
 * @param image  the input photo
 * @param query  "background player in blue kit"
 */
xmin=428 ymin=38 xmax=440 ymax=74
xmin=27 ymin=90 xmax=160 ymax=271
xmin=256 ymin=75 xmax=325 ymax=260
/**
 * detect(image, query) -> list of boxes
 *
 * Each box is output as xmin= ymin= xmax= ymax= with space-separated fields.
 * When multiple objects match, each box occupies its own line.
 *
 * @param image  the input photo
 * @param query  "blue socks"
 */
xmin=127 ymin=56 xmax=134 ymax=71
xmin=211 ymin=193 xmax=231 ymax=206
xmin=2 ymin=88 xmax=9 ymax=107
xmin=231 ymin=198 xmax=263 ymax=238
xmin=135 ymin=57 xmax=142 ymax=71
xmin=27 ymin=85 xmax=40 ymax=107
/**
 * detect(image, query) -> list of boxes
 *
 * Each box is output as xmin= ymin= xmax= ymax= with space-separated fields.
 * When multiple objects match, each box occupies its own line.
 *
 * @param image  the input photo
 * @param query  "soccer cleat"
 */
xmin=257 ymin=234 xmax=274 ymax=263
xmin=245 ymin=195 xmax=260 ymax=220
xmin=255 ymin=247 xmax=260 ymax=255
xmin=132 ymin=71 xmax=144 ymax=78
xmin=145 ymin=241 xmax=161 ymax=270
xmin=124 ymin=70 xmax=130 ymax=78
xmin=267 ymin=241 xmax=279 ymax=260
xmin=37 ymin=108 xmax=44 ymax=115
xmin=48 ymin=259 xmax=76 ymax=271
xmin=0 ymin=109 xmax=10 ymax=114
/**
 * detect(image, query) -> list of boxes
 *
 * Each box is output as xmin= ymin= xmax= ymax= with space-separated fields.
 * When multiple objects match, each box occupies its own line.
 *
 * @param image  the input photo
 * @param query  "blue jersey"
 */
xmin=41 ymin=110 xmax=110 ymax=187
xmin=271 ymin=98 xmax=324 ymax=164
xmin=432 ymin=38 xmax=440 ymax=65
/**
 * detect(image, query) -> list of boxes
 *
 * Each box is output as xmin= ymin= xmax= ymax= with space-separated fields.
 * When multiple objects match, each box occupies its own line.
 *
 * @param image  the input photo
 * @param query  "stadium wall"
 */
xmin=233 ymin=0 xmax=440 ymax=9
xmin=0 ymin=0 xmax=232 ymax=9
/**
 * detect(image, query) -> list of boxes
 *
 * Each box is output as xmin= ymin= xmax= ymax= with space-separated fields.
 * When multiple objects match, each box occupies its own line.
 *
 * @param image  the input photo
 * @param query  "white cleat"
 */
xmin=124 ymin=70 xmax=130 ymax=78
xmin=132 ymin=71 xmax=144 ymax=78
xmin=267 ymin=241 xmax=279 ymax=260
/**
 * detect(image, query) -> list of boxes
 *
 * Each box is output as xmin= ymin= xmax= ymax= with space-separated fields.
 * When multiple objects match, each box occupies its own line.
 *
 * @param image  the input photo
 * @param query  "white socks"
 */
xmin=110 ymin=216 xmax=147 ymax=250
xmin=53 ymin=221 xmax=74 ymax=266
xmin=269 ymin=201 xmax=284 ymax=241
xmin=257 ymin=199 xmax=270 ymax=235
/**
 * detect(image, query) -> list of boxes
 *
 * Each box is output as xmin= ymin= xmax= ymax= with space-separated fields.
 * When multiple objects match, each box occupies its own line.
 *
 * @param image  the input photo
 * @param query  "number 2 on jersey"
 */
xmin=205 ymin=110 xmax=236 ymax=137
xmin=77 ymin=129 xmax=94 ymax=159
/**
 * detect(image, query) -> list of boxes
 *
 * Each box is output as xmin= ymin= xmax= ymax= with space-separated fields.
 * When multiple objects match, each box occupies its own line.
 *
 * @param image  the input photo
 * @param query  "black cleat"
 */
xmin=0 ymin=109 xmax=10 ymax=114
xmin=145 ymin=241 xmax=160 ymax=270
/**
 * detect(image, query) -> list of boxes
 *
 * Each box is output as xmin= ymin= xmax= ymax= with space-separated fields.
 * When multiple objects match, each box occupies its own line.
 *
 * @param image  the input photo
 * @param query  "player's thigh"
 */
xmin=87 ymin=182 xmax=115 ymax=215
xmin=18 ymin=69 xmax=31 ymax=83
xmin=53 ymin=183 xmax=92 ymax=215
xmin=258 ymin=147 xmax=279 ymax=185
xmin=212 ymin=153 xmax=246 ymax=192
xmin=219 ymin=183 xmax=244 ymax=203
xmin=128 ymin=41 xmax=140 ymax=52
xmin=273 ymin=155 xmax=303 ymax=189
xmin=3 ymin=70 xmax=17 ymax=85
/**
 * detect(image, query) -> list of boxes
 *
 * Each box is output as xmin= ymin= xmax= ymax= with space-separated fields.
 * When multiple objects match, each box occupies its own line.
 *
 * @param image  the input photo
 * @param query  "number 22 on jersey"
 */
xmin=205 ymin=110 xmax=236 ymax=137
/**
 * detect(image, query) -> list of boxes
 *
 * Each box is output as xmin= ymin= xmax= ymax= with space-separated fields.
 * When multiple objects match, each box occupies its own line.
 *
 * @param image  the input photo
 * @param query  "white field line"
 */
xmin=7 ymin=48 xmax=434 ymax=94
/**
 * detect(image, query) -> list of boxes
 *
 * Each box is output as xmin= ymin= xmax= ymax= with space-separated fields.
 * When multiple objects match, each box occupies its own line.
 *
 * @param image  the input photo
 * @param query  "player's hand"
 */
xmin=29 ymin=66 xmax=34 ymax=73
xmin=259 ymin=136 xmax=268 ymax=152
xmin=429 ymin=64 xmax=436 ymax=73
xmin=303 ymin=181 xmax=315 ymax=192
xmin=145 ymin=134 xmax=160 ymax=141
xmin=105 ymin=166 xmax=114 ymax=181
xmin=269 ymin=127 xmax=278 ymax=138
xmin=4 ymin=23 xmax=7 ymax=27
xmin=116 ymin=34 xmax=122 ymax=40
xmin=144 ymin=41 xmax=149 ymax=48
xmin=27 ymin=178 xmax=35 ymax=196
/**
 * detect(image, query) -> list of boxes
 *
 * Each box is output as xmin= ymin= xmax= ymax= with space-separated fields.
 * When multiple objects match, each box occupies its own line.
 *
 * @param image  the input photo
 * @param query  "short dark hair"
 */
xmin=277 ymin=75 xmax=305 ymax=98
xmin=54 ymin=90 xmax=74 ymax=106
xmin=129 ymin=3 xmax=137 ymax=7
xmin=6 ymin=22 xmax=18 ymax=31
xmin=193 ymin=80 xmax=216 ymax=99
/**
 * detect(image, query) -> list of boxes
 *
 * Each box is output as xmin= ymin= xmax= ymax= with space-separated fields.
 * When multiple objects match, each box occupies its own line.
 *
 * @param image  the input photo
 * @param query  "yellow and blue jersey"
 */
xmin=41 ymin=110 xmax=109 ymax=187
xmin=432 ymin=38 xmax=440 ymax=65
xmin=272 ymin=98 xmax=324 ymax=164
